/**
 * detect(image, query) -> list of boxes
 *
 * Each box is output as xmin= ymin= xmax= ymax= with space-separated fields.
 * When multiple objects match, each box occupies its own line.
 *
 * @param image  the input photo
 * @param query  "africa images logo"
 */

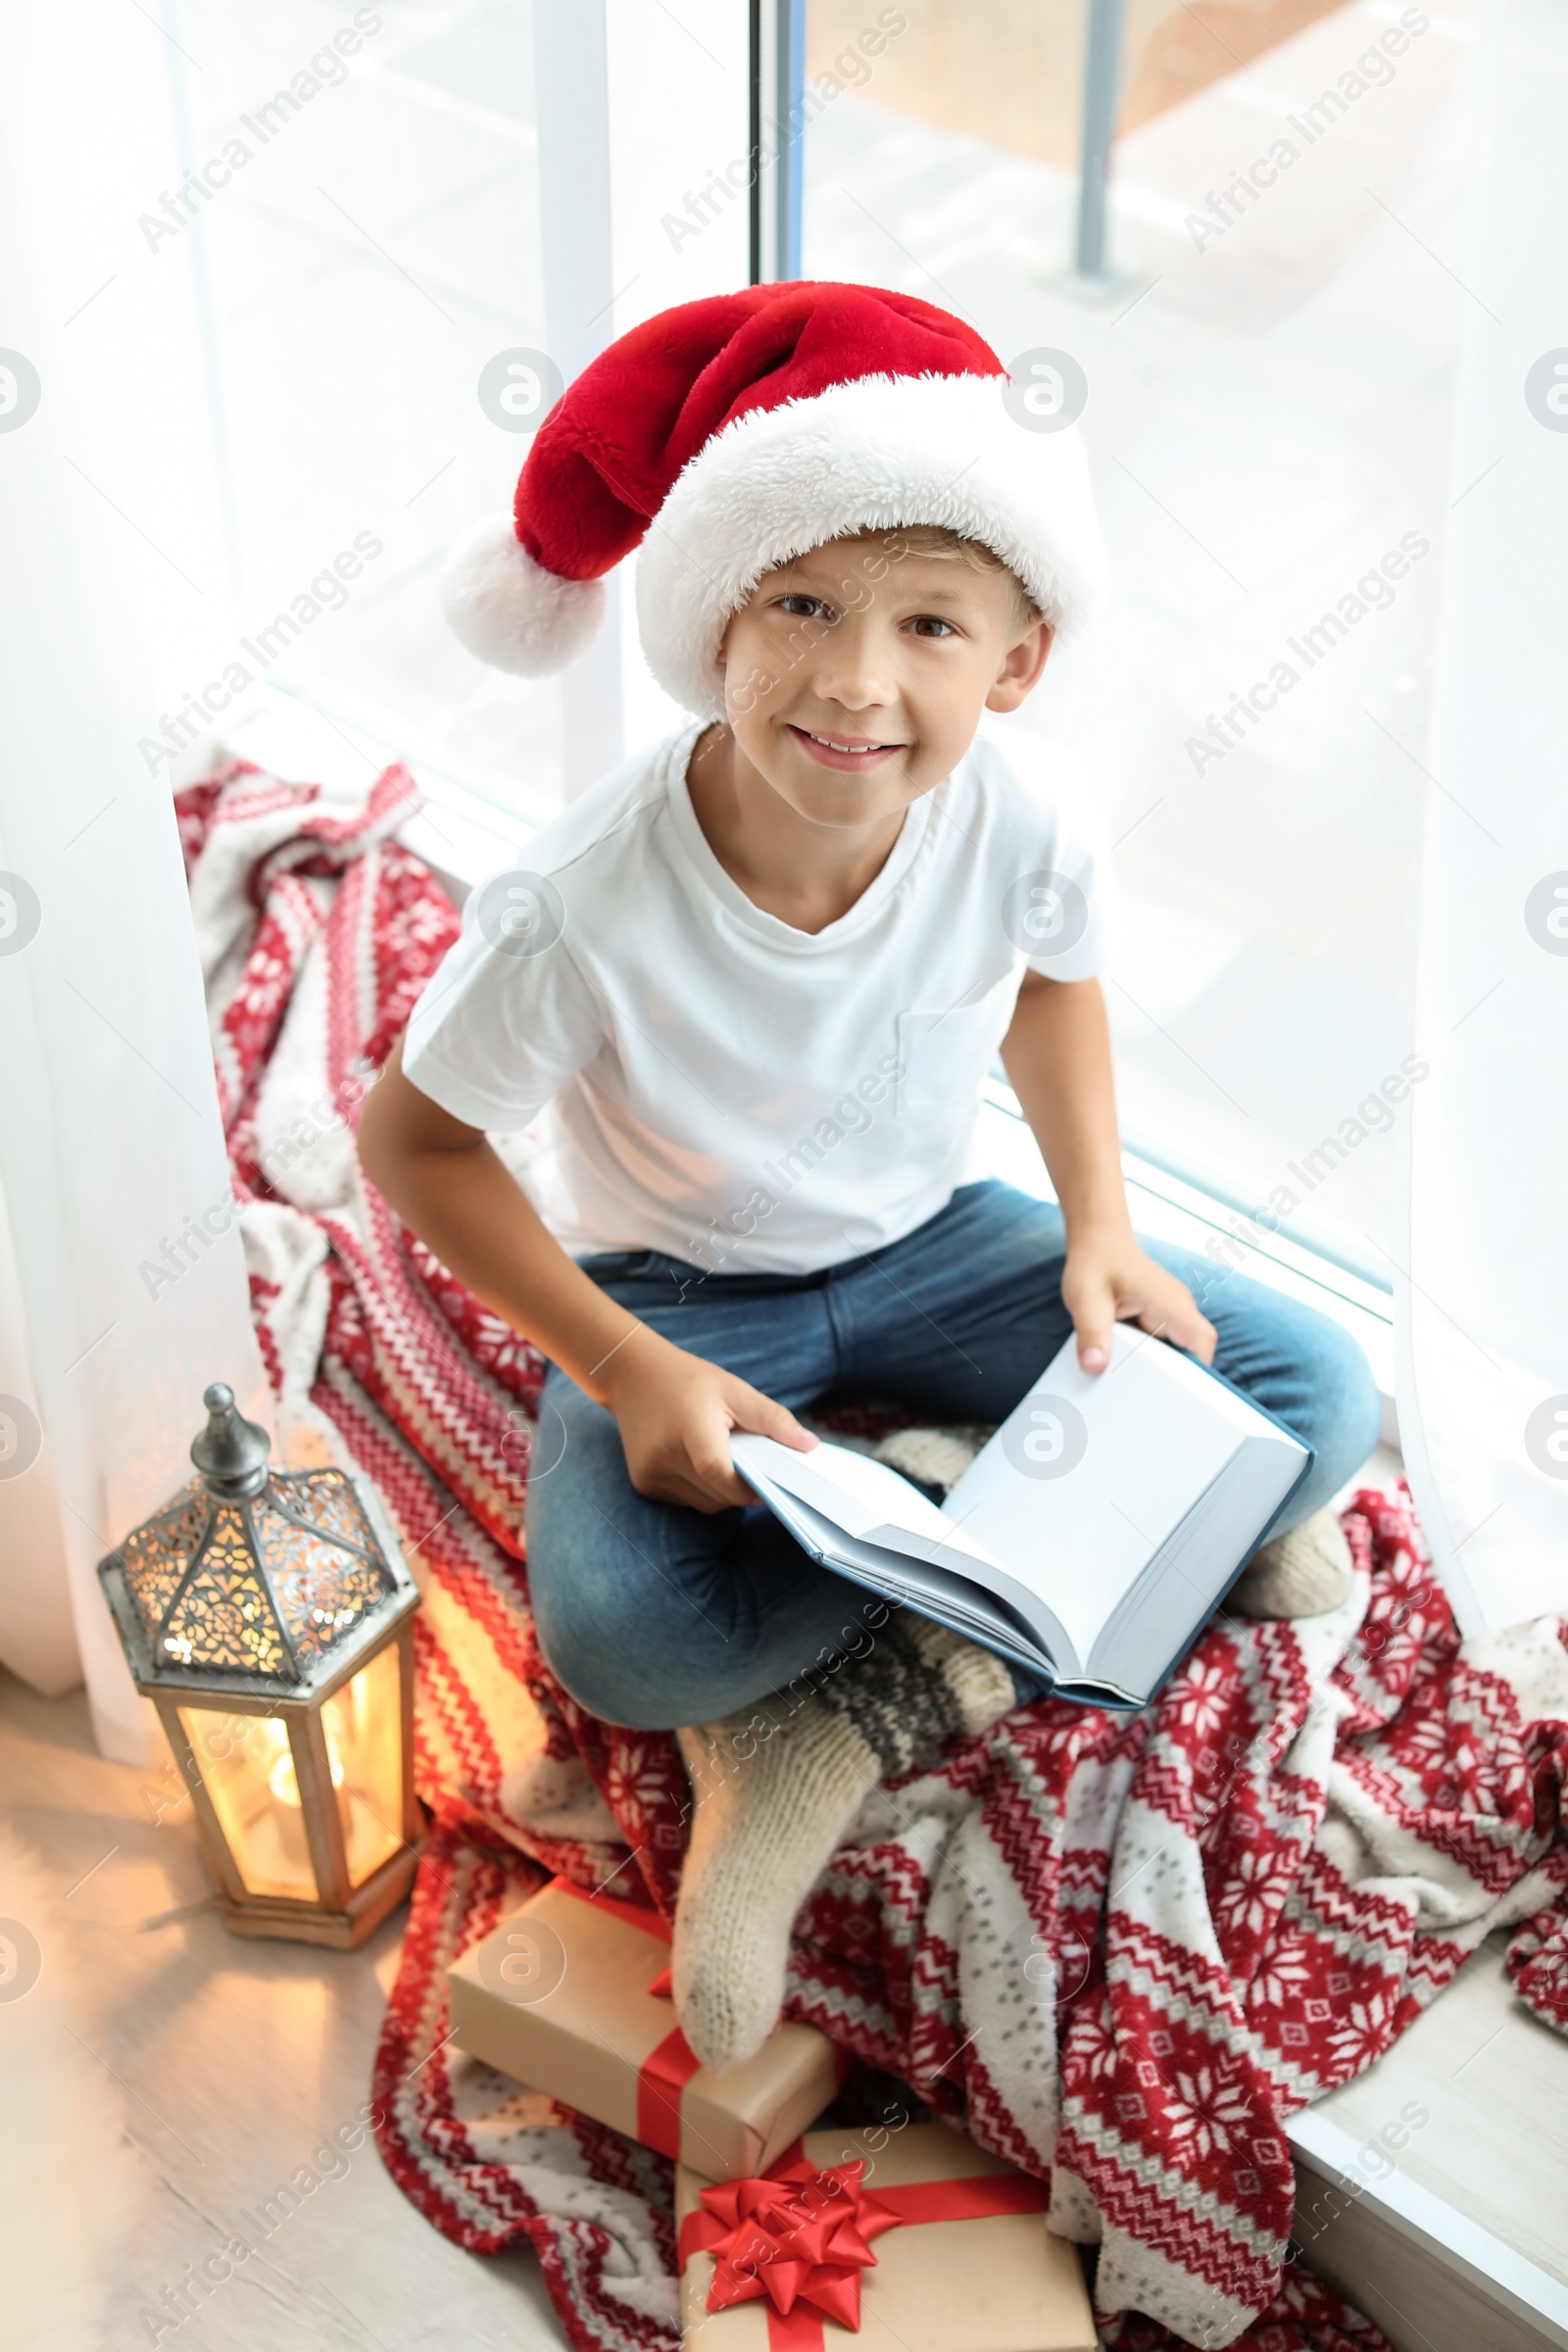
xmin=1002 ymin=1395 xmax=1090 ymax=1481
xmin=1002 ymin=870 xmax=1091 ymax=959
xmin=474 ymin=870 xmax=567 ymax=959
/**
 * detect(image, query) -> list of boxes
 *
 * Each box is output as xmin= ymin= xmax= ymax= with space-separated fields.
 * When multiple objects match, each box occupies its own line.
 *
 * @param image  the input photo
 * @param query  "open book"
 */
xmin=732 ymin=1327 xmax=1312 ymax=1710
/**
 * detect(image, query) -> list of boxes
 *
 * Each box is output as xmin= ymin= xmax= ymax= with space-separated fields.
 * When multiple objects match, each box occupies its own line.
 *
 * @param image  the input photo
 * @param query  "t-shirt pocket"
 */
xmin=894 ymin=993 xmax=1014 ymax=1121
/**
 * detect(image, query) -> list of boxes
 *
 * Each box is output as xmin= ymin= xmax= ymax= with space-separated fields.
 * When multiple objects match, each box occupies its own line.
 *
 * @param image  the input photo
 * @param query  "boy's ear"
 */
xmin=985 ymin=619 xmax=1054 ymax=714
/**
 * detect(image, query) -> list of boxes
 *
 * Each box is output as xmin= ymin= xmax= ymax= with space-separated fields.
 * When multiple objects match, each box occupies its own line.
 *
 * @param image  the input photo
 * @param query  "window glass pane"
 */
xmin=803 ymin=0 xmax=1466 ymax=1262
xmin=163 ymin=3 xmax=560 ymax=820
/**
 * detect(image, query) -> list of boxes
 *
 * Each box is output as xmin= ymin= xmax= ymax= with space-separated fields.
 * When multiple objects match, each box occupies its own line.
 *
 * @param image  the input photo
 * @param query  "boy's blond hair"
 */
xmin=876 ymin=523 xmax=1042 ymax=635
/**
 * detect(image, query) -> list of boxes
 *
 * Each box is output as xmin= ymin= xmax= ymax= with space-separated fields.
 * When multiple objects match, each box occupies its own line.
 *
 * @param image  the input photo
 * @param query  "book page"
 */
xmin=743 ymin=1478 xmax=1066 ymax=1680
xmin=944 ymin=1328 xmax=1246 ymax=1669
xmin=730 ymin=1434 xmax=1001 ymax=1571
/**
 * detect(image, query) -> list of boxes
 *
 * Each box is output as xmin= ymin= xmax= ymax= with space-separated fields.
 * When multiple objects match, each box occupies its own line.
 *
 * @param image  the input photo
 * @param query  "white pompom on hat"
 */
xmin=444 ymin=280 xmax=1109 ymax=719
xmin=441 ymin=520 xmax=606 ymax=676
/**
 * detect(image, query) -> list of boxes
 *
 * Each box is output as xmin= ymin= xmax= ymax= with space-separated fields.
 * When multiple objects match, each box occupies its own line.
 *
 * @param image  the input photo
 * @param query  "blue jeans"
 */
xmin=525 ymin=1181 xmax=1380 ymax=1731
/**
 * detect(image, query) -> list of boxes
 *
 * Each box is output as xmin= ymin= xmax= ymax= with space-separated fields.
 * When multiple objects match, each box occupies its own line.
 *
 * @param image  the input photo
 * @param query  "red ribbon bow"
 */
xmin=689 ymin=2155 xmax=905 ymax=2330
xmin=679 ymin=2140 xmax=1054 ymax=2346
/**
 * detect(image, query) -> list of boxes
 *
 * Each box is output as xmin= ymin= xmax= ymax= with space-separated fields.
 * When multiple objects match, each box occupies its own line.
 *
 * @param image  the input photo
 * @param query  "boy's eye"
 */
xmin=776 ymin=593 xmax=833 ymax=619
xmin=906 ymin=614 xmax=957 ymax=638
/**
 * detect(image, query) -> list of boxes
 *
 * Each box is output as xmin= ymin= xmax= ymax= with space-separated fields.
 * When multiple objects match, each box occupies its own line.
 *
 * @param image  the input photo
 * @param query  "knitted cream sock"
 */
xmin=1229 ymin=1505 xmax=1353 ymax=1619
xmin=672 ymin=1616 xmax=1013 ymax=2070
xmin=874 ymin=1424 xmax=989 ymax=1494
xmin=673 ymin=1698 xmax=879 ymax=2075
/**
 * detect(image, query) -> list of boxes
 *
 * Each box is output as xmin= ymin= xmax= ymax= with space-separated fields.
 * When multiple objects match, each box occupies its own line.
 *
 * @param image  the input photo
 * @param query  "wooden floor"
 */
xmin=0 ymin=1669 xmax=564 ymax=2352
xmin=806 ymin=0 xmax=1360 ymax=169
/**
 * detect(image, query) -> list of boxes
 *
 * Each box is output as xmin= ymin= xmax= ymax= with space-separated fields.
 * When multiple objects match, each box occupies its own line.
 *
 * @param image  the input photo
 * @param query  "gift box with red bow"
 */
xmin=675 ymin=2124 xmax=1098 ymax=2350
xmin=447 ymin=1875 xmax=844 ymax=2179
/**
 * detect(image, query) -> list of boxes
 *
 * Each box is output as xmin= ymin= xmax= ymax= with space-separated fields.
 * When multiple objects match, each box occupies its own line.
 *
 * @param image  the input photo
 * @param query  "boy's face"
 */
xmin=715 ymin=533 xmax=1054 ymax=833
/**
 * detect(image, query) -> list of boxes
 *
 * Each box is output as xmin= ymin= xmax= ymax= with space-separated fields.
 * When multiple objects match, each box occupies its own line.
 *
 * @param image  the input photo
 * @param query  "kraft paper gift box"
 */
xmin=675 ymin=2124 xmax=1099 ymax=2352
xmin=447 ymin=1875 xmax=843 ymax=2179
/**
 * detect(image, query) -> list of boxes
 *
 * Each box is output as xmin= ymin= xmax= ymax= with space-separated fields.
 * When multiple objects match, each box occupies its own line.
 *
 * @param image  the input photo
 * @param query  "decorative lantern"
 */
xmin=99 ymin=1385 xmax=420 ymax=1948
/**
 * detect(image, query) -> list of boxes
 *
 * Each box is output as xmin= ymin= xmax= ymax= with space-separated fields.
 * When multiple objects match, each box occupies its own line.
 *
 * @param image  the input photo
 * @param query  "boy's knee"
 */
xmin=542 ymin=1638 xmax=674 ymax=1731
xmin=1298 ymin=1311 xmax=1381 ymax=1474
xmin=527 ymin=1548 xmax=672 ymax=1726
xmin=1344 ymin=1342 xmax=1384 ymax=1465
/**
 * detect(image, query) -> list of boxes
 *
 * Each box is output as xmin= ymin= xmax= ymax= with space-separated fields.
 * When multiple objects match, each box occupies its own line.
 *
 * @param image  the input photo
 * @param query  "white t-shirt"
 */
xmin=403 ymin=716 xmax=1111 ymax=1274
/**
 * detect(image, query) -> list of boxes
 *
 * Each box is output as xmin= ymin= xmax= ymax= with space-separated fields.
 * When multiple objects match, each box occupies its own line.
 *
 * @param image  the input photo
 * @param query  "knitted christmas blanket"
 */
xmin=177 ymin=759 xmax=1568 ymax=2352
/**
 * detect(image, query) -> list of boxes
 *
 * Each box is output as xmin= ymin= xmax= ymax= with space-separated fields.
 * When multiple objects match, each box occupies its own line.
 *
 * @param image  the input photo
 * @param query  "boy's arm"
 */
xmin=999 ymin=974 xmax=1215 ymax=1372
xmin=357 ymin=1039 xmax=813 ymax=1510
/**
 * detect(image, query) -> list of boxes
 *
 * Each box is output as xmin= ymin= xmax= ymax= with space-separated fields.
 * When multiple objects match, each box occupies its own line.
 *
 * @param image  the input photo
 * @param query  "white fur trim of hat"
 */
xmin=635 ymin=371 xmax=1109 ymax=718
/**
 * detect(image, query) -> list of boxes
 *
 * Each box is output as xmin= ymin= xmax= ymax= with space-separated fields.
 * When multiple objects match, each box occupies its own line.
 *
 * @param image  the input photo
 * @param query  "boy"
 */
xmin=359 ymin=282 xmax=1379 ymax=2068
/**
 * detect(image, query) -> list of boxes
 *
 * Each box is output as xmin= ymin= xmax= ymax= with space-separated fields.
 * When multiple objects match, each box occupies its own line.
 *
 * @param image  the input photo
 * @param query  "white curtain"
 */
xmin=1398 ymin=0 xmax=1568 ymax=1632
xmin=0 ymin=0 xmax=752 ymax=1756
xmin=0 ymin=1 xmax=267 ymax=1760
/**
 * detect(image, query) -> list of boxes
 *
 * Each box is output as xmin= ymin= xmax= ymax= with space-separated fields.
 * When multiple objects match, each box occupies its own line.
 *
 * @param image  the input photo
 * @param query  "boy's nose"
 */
xmin=806 ymin=644 xmax=898 ymax=714
xmin=808 ymin=685 xmax=894 ymax=719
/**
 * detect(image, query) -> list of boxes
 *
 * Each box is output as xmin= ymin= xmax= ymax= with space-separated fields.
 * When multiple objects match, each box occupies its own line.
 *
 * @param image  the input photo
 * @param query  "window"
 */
xmin=148 ymin=2 xmax=563 ymax=819
xmin=179 ymin=0 xmax=1460 ymax=1275
xmin=800 ymin=0 xmax=1467 ymax=1268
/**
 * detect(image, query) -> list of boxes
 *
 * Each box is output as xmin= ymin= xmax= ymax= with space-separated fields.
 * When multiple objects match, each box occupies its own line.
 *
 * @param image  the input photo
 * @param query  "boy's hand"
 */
xmin=1060 ymin=1226 xmax=1216 ymax=1374
xmin=599 ymin=1327 xmax=816 ymax=1512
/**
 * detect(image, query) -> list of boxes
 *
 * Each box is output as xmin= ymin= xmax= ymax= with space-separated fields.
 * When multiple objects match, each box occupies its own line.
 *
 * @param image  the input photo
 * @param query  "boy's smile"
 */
xmin=688 ymin=531 xmax=1053 ymax=934
xmin=787 ymin=724 xmax=907 ymax=771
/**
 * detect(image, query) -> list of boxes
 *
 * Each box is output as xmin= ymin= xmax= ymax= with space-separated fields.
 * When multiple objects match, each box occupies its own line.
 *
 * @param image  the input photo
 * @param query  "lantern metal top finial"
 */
xmin=190 ymin=1382 xmax=271 ymax=1498
xmin=98 ymin=1384 xmax=415 ymax=1696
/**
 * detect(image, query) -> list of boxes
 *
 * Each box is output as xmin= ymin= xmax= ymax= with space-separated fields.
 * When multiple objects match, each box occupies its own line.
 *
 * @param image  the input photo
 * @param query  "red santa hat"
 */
xmin=444 ymin=279 xmax=1109 ymax=719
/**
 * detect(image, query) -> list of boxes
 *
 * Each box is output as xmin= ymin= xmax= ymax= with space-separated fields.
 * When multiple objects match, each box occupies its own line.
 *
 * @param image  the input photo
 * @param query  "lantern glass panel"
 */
xmin=320 ymin=1645 xmax=406 ymax=1888
xmin=176 ymin=1706 xmax=319 ymax=1900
